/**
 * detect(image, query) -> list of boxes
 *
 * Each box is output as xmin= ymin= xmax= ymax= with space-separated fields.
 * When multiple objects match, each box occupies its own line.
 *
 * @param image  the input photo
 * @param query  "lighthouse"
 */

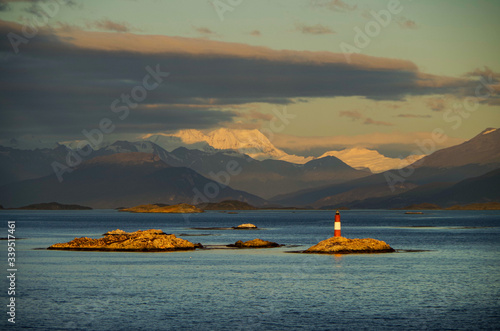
xmin=334 ymin=210 xmax=341 ymax=237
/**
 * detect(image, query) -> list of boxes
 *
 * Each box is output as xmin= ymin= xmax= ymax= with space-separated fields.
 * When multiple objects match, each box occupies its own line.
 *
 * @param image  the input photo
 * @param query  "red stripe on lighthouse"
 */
xmin=334 ymin=210 xmax=341 ymax=237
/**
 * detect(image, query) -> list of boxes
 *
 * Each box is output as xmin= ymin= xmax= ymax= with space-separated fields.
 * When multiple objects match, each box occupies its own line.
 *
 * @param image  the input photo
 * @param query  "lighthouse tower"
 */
xmin=334 ymin=210 xmax=341 ymax=237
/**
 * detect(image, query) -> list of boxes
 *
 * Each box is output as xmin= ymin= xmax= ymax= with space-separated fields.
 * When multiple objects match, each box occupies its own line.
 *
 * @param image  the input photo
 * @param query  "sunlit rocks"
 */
xmin=228 ymin=238 xmax=281 ymax=248
xmin=120 ymin=203 xmax=204 ymax=213
xmin=305 ymin=236 xmax=394 ymax=254
xmin=48 ymin=229 xmax=197 ymax=251
xmin=232 ymin=223 xmax=258 ymax=229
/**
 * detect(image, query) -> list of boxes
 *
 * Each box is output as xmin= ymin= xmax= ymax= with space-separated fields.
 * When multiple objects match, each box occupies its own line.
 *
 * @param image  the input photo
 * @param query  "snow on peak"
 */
xmin=320 ymin=147 xmax=425 ymax=173
xmin=482 ymin=128 xmax=497 ymax=135
xmin=142 ymin=128 xmax=312 ymax=163
xmin=143 ymin=129 xmax=429 ymax=170
xmin=142 ymin=130 xmax=213 ymax=153
xmin=173 ymin=129 xmax=209 ymax=144
xmin=206 ymin=128 xmax=280 ymax=156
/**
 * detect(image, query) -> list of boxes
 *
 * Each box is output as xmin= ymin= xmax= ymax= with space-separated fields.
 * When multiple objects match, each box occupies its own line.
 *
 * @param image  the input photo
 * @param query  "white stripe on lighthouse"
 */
xmin=334 ymin=222 xmax=341 ymax=230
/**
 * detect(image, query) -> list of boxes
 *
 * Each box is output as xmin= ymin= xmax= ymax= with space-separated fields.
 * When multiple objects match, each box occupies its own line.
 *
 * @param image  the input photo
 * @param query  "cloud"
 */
xmin=310 ymin=0 xmax=357 ymax=12
xmin=296 ymin=23 xmax=335 ymax=35
xmin=0 ymin=0 xmax=80 ymax=14
xmin=339 ymin=110 xmax=363 ymax=120
xmin=462 ymin=66 xmax=500 ymax=106
xmin=193 ymin=26 xmax=216 ymax=35
xmin=249 ymin=30 xmax=261 ymax=36
xmin=425 ymin=97 xmax=447 ymax=111
xmin=340 ymin=110 xmax=394 ymax=126
xmin=396 ymin=114 xmax=432 ymax=118
xmin=87 ymin=19 xmax=132 ymax=33
xmin=245 ymin=110 xmax=274 ymax=121
xmin=0 ymin=1 xmax=10 ymax=11
xmin=386 ymin=103 xmax=402 ymax=109
xmin=464 ymin=66 xmax=500 ymax=80
xmin=0 ymin=19 xmax=481 ymax=141
xmin=395 ymin=17 xmax=418 ymax=29
xmin=364 ymin=118 xmax=394 ymax=126
xmin=23 ymin=21 xmax=420 ymax=71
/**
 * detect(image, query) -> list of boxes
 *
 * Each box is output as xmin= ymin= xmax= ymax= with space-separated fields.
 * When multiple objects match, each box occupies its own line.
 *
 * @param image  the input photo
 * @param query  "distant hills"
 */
xmin=156 ymin=146 xmax=369 ymax=198
xmin=0 ymin=153 xmax=266 ymax=209
xmin=272 ymin=128 xmax=500 ymax=208
xmin=0 ymin=138 xmax=369 ymax=201
xmin=0 ymin=128 xmax=498 ymax=209
xmin=15 ymin=202 xmax=92 ymax=210
xmin=343 ymin=167 xmax=500 ymax=209
xmin=319 ymin=147 xmax=424 ymax=173
xmin=0 ymin=144 xmax=69 ymax=186
xmin=413 ymin=128 xmax=500 ymax=168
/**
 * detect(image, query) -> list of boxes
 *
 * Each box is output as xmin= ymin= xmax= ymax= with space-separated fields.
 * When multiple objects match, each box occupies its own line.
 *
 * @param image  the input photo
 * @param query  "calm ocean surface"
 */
xmin=1 ymin=209 xmax=499 ymax=330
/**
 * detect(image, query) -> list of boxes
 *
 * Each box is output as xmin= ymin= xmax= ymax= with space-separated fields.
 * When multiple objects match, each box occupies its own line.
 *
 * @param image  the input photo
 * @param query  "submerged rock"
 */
xmin=228 ymin=238 xmax=281 ymax=248
xmin=305 ymin=236 xmax=395 ymax=254
xmin=48 ymin=229 xmax=197 ymax=251
xmin=232 ymin=223 xmax=258 ymax=229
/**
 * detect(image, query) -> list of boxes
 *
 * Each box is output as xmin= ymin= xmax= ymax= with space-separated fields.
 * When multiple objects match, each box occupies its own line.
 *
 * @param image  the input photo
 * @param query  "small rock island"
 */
xmin=48 ymin=229 xmax=199 ymax=251
xmin=232 ymin=223 xmax=258 ymax=229
xmin=120 ymin=203 xmax=204 ymax=213
xmin=228 ymin=238 xmax=282 ymax=248
xmin=16 ymin=202 xmax=92 ymax=210
xmin=305 ymin=236 xmax=395 ymax=254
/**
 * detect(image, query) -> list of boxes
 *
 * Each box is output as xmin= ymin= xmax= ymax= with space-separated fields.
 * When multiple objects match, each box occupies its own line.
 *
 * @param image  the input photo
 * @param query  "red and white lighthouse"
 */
xmin=334 ymin=210 xmax=341 ymax=237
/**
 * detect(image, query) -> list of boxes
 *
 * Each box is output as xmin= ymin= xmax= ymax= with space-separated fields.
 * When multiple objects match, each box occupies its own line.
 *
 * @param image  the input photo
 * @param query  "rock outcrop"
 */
xmin=120 ymin=203 xmax=204 ymax=213
xmin=228 ymin=238 xmax=281 ymax=248
xmin=48 ymin=229 xmax=198 ymax=251
xmin=232 ymin=223 xmax=258 ymax=229
xmin=305 ymin=236 xmax=395 ymax=254
xmin=446 ymin=202 xmax=500 ymax=210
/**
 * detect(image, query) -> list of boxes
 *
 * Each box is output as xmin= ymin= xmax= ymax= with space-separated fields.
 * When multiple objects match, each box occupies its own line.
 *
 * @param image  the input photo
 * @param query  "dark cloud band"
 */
xmin=0 ymin=19 xmax=480 ymax=140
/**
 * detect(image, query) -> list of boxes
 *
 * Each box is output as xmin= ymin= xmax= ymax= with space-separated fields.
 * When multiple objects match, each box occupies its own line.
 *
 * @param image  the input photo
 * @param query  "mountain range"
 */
xmin=143 ymin=128 xmax=424 ymax=173
xmin=0 ymin=128 xmax=498 ymax=209
xmin=273 ymin=128 xmax=500 ymax=208
xmin=0 ymin=153 xmax=265 ymax=209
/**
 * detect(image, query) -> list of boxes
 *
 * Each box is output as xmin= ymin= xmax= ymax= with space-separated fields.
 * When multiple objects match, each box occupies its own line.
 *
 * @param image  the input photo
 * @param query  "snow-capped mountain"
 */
xmin=320 ymin=148 xmax=426 ymax=173
xmin=144 ymin=128 xmax=313 ymax=164
xmin=142 ymin=128 xmax=426 ymax=172
xmin=143 ymin=131 xmax=214 ymax=153
xmin=3 ymin=128 xmax=429 ymax=173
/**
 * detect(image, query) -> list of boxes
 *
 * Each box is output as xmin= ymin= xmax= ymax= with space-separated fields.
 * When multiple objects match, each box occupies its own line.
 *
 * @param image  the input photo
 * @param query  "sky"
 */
xmin=0 ymin=0 xmax=499 ymax=157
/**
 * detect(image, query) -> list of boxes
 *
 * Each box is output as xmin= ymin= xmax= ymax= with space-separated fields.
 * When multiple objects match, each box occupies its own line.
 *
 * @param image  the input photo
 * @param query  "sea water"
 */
xmin=1 ymin=210 xmax=499 ymax=330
